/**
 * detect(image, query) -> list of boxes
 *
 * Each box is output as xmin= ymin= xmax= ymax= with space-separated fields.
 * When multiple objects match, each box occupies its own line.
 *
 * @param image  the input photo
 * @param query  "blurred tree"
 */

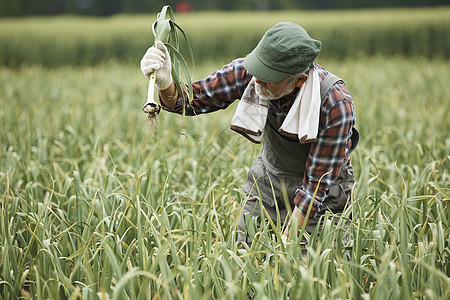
xmin=0 ymin=0 xmax=24 ymax=16
xmin=0 ymin=0 xmax=449 ymax=16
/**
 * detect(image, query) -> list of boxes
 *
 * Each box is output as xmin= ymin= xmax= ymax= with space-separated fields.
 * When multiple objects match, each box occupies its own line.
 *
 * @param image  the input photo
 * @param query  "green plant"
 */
xmin=143 ymin=5 xmax=194 ymax=125
xmin=0 ymin=33 xmax=449 ymax=300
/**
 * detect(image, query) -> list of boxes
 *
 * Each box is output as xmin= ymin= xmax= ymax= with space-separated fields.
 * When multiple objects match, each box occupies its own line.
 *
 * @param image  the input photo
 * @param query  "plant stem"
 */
xmin=143 ymin=71 xmax=160 ymax=114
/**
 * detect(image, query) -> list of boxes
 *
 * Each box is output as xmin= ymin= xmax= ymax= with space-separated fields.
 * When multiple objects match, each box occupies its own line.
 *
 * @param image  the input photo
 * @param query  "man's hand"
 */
xmin=283 ymin=206 xmax=310 ymax=237
xmin=140 ymin=41 xmax=173 ymax=90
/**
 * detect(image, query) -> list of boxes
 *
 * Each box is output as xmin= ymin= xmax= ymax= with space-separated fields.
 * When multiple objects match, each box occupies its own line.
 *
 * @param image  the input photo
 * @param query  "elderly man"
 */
xmin=140 ymin=22 xmax=359 ymax=244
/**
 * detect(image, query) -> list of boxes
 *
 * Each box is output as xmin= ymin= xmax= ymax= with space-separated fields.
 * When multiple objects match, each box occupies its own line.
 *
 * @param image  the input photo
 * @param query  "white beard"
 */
xmin=255 ymin=80 xmax=297 ymax=100
xmin=255 ymin=83 xmax=276 ymax=100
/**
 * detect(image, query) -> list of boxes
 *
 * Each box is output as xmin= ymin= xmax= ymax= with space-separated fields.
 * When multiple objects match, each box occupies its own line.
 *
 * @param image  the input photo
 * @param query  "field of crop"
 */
xmin=1 ymin=7 xmax=450 ymax=66
xmin=1 ymin=7 xmax=450 ymax=300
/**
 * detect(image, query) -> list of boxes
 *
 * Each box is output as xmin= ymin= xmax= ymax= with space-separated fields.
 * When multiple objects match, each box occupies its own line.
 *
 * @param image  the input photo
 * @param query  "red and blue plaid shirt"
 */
xmin=161 ymin=58 xmax=357 ymax=218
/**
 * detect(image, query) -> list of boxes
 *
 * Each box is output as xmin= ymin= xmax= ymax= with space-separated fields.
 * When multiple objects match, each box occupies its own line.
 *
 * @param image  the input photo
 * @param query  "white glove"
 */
xmin=140 ymin=40 xmax=172 ymax=90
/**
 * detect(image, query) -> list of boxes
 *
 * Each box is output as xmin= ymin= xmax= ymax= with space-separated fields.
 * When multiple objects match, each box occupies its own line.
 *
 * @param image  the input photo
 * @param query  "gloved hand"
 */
xmin=140 ymin=40 xmax=172 ymax=90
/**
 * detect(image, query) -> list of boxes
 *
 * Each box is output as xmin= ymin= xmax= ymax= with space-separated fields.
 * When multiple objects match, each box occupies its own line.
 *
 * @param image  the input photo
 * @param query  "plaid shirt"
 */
xmin=161 ymin=58 xmax=357 ymax=218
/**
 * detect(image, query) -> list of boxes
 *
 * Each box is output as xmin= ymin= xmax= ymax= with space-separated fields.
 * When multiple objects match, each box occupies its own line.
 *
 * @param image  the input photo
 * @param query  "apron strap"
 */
xmin=320 ymin=72 xmax=342 ymax=106
xmin=319 ymin=72 xmax=359 ymax=167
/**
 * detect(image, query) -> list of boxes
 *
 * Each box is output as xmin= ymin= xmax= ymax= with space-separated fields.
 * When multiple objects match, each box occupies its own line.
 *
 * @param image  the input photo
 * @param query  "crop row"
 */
xmin=0 ymin=7 xmax=449 ymax=66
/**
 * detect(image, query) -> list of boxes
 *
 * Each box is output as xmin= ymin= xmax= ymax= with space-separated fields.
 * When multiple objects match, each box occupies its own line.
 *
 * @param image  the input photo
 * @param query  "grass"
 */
xmin=0 ymin=7 xmax=449 ymax=66
xmin=0 ymin=55 xmax=449 ymax=299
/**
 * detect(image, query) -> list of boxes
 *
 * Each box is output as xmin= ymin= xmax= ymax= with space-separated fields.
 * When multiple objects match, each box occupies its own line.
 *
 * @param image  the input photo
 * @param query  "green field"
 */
xmin=1 ymin=8 xmax=450 ymax=300
xmin=1 ymin=7 xmax=450 ymax=66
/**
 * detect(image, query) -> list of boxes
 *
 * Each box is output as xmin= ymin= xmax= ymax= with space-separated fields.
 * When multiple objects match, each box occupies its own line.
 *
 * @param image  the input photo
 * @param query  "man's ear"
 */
xmin=294 ymin=74 xmax=308 ymax=88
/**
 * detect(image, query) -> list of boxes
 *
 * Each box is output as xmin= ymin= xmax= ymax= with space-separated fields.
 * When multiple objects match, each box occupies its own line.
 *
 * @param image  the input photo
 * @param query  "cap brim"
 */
xmin=244 ymin=51 xmax=291 ymax=83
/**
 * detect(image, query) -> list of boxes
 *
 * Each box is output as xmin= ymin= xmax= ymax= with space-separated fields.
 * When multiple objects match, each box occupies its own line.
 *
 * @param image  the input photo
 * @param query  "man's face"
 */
xmin=254 ymin=75 xmax=306 ymax=100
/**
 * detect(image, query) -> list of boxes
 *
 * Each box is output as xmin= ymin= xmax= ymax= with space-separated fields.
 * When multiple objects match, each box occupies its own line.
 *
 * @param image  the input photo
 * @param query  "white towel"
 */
xmin=230 ymin=67 xmax=321 ymax=144
xmin=229 ymin=77 xmax=269 ymax=143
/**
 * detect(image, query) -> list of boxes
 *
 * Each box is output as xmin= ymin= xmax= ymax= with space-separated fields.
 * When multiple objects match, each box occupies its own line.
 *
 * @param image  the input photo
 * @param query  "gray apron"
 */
xmin=237 ymin=73 xmax=358 ymax=244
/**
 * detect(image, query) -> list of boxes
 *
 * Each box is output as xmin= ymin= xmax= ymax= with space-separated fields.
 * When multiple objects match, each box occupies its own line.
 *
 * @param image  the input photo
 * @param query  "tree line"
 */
xmin=1 ymin=0 xmax=449 ymax=17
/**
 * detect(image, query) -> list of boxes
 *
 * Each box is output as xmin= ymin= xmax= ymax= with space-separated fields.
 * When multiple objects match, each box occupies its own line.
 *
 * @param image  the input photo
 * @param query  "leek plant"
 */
xmin=142 ymin=5 xmax=194 ymax=132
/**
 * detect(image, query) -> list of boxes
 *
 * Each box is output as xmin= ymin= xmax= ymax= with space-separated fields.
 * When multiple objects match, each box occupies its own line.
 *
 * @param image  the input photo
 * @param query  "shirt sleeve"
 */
xmin=160 ymin=57 xmax=252 ymax=115
xmin=294 ymin=80 xmax=356 ymax=218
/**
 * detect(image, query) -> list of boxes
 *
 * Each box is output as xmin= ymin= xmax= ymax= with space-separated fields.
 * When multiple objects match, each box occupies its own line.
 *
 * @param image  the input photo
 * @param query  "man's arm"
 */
xmin=159 ymin=81 xmax=178 ymax=108
xmin=287 ymin=80 xmax=355 ymax=238
xmin=141 ymin=43 xmax=250 ymax=114
xmin=158 ymin=58 xmax=252 ymax=116
xmin=283 ymin=206 xmax=310 ymax=237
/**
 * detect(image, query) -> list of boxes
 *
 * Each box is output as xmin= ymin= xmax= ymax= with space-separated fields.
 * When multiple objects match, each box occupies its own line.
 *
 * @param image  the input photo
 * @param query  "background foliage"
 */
xmin=1 ymin=0 xmax=449 ymax=16
xmin=1 ymin=7 xmax=449 ymax=300
xmin=1 ymin=7 xmax=450 ymax=68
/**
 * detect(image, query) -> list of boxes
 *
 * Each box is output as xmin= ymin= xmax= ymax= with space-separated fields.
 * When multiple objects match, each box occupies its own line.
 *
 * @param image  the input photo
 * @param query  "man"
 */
xmin=140 ymin=22 xmax=359 ymax=244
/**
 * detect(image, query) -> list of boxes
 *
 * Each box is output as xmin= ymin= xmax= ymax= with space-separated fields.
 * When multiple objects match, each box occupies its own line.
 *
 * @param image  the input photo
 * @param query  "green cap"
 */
xmin=244 ymin=22 xmax=321 ymax=83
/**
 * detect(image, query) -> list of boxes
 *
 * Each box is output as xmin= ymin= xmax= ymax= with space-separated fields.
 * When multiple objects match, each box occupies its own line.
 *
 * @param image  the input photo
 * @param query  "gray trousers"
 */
xmin=237 ymin=163 xmax=354 ymax=246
